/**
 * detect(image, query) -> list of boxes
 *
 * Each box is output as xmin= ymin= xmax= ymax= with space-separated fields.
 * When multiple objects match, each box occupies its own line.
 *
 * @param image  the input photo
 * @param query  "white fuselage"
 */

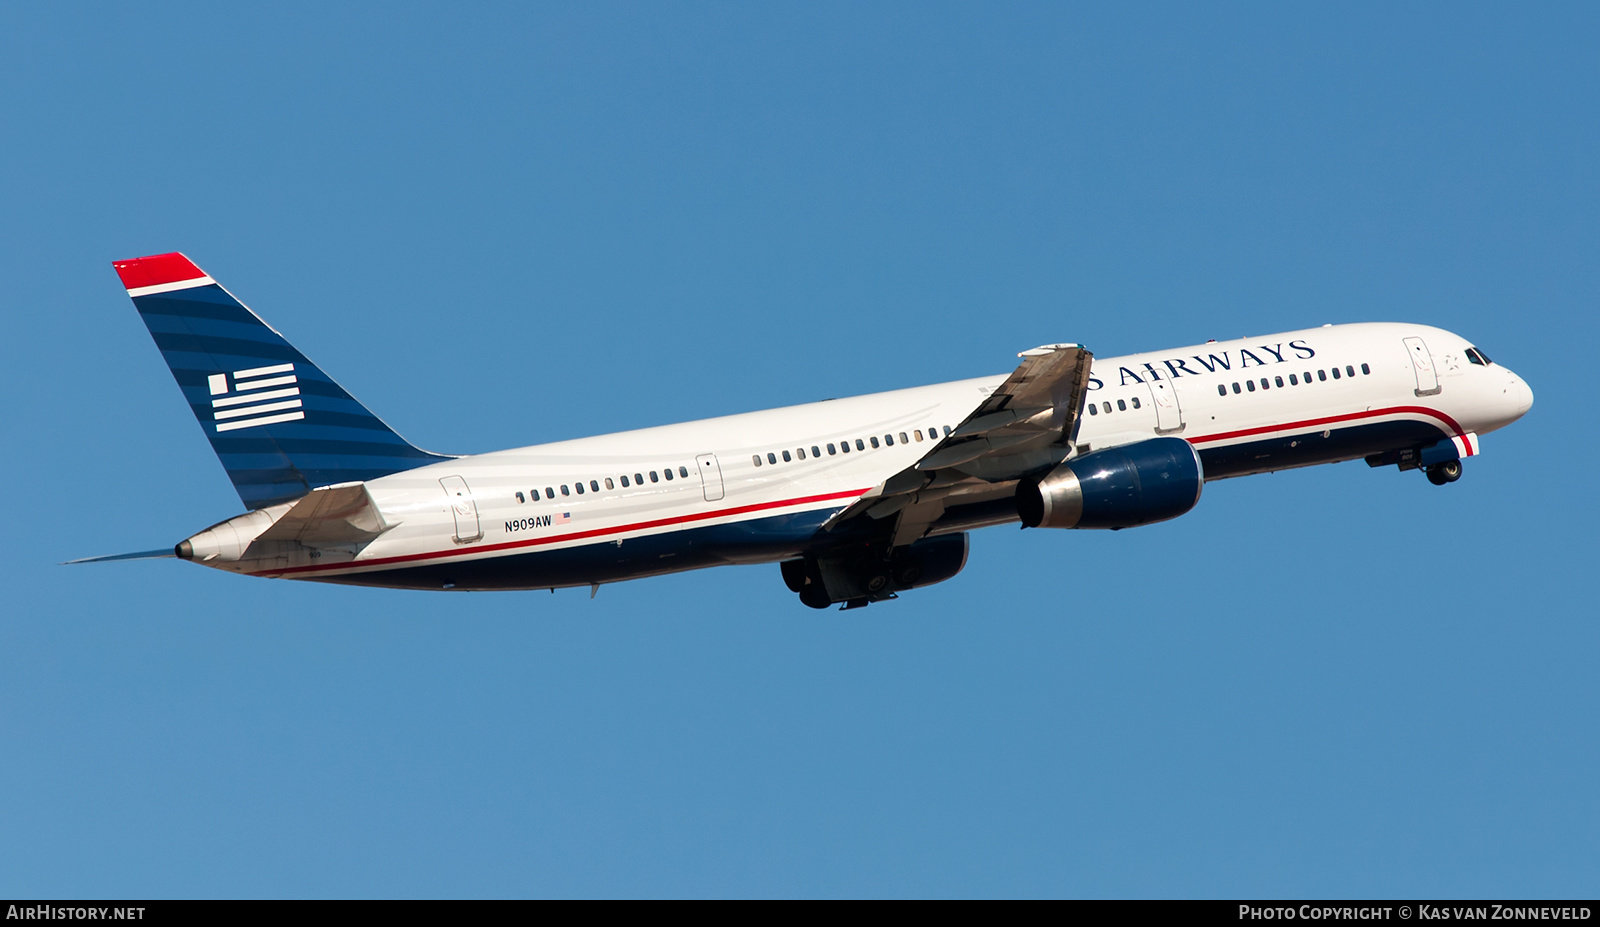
xmin=183 ymin=322 xmax=1532 ymax=590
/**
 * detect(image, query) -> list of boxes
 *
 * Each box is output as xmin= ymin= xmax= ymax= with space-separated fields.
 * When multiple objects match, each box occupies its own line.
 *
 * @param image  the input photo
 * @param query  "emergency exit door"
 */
xmin=696 ymin=453 xmax=725 ymax=502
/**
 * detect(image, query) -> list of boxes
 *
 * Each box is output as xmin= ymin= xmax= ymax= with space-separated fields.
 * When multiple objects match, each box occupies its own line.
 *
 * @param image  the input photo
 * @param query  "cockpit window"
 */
xmin=1466 ymin=347 xmax=1492 ymax=366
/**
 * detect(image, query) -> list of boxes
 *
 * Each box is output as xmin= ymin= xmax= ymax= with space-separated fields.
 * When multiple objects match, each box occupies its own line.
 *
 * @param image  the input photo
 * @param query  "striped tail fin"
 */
xmin=114 ymin=252 xmax=450 ymax=509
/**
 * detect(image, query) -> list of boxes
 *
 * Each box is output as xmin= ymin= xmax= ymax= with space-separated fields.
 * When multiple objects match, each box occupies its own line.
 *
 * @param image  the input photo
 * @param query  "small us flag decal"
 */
xmin=209 ymin=363 xmax=305 ymax=432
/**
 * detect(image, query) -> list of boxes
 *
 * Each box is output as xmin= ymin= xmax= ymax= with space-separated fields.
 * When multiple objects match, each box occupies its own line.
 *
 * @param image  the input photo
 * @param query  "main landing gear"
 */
xmin=784 ymin=555 xmax=897 ymax=610
xmin=1425 ymin=460 xmax=1463 ymax=486
xmin=780 ymin=534 xmax=971 ymax=610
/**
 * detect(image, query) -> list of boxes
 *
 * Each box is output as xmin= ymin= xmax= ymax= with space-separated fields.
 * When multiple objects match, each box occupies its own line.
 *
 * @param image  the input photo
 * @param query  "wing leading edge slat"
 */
xmin=825 ymin=343 xmax=1094 ymax=543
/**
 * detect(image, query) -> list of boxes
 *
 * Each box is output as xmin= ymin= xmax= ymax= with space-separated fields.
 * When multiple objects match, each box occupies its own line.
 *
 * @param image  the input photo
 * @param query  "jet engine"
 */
xmin=1015 ymin=436 xmax=1202 ymax=529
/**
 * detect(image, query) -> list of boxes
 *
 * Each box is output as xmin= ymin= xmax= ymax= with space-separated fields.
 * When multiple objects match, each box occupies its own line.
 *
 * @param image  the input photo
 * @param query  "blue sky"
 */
xmin=1 ymin=2 xmax=1595 ymax=898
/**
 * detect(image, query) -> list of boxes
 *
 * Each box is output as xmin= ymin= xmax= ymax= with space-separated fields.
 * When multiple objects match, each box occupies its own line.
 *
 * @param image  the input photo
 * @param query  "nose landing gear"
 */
xmin=1425 ymin=459 xmax=1463 ymax=485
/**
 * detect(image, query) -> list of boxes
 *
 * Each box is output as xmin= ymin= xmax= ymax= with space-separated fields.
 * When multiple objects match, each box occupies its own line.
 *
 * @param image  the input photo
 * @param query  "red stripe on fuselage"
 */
xmin=256 ymin=487 xmax=872 ymax=578
xmin=1186 ymin=405 xmax=1465 ymax=446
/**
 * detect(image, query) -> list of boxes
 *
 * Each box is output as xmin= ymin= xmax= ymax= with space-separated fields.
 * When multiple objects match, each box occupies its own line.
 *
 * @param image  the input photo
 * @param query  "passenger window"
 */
xmin=753 ymin=455 xmax=762 ymax=467
xmin=768 ymin=452 xmax=777 ymax=464
xmin=856 ymin=438 xmax=865 ymax=451
xmin=1303 ymin=371 xmax=1312 ymax=383
xmin=870 ymin=436 xmax=880 ymax=448
xmin=782 ymin=450 xmax=792 ymax=462
xmin=797 ymin=447 xmax=806 ymax=460
xmin=515 ymin=491 xmax=525 ymax=503
xmin=1130 ymin=397 xmax=1141 ymax=409
xmin=943 ymin=426 xmax=952 ymax=436
xmin=664 ymin=468 xmax=674 ymax=481
xmin=899 ymin=432 xmax=909 ymax=444
xmin=1260 ymin=378 xmax=1269 ymax=390
xmin=812 ymin=445 xmax=821 ymax=457
xmin=1332 ymin=367 xmax=1341 ymax=380
xmin=840 ymin=440 xmax=850 ymax=453
xmin=586 ymin=480 xmax=596 ymax=492
xmin=1345 ymin=365 xmax=1355 ymax=378
xmin=1246 ymin=380 xmax=1256 ymax=392
xmin=1217 ymin=385 xmax=1226 ymax=397
xmin=827 ymin=443 xmax=837 ymax=455
xmin=1103 ymin=401 xmax=1112 ymax=413
xmin=1317 ymin=370 xmax=1327 ymax=381
xmin=634 ymin=473 xmax=643 ymax=485
xmin=545 ymin=487 xmax=555 ymax=499
xmin=1361 ymin=363 xmax=1371 ymax=375
xmin=604 ymin=478 xmax=614 ymax=490
xmin=1117 ymin=399 xmax=1126 ymax=411
xmin=679 ymin=466 xmax=689 ymax=478
xmin=1275 ymin=376 xmax=1284 ymax=388
xmin=914 ymin=430 xmax=924 ymax=442
xmin=575 ymin=482 xmax=585 ymax=495
xmin=1289 ymin=374 xmax=1298 ymax=385
xmin=884 ymin=434 xmax=894 ymax=446
xmin=1089 ymin=403 xmax=1100 ymax=414
xmin=621 ymin=475 xmax=630 ymax=486
xmin=649 ymin=471 xmax=659 ymax=483
xmin=1232 ymin=383 xmax=1241 ymax=394
xmin=561 ymin=485 xmax=570 ymax=496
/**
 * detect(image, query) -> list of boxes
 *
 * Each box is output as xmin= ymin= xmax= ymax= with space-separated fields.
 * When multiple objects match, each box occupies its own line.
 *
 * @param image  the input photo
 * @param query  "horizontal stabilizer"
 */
xmin=63 ymin=549 xmax=177 ymax=565
xmin=254 ymin=481 xmax=392 ymax=545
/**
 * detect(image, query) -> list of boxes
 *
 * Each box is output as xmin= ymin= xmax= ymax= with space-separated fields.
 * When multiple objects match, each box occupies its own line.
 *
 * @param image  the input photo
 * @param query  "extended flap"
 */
xmin=824 ymin=343 xmax=1094 ymax=533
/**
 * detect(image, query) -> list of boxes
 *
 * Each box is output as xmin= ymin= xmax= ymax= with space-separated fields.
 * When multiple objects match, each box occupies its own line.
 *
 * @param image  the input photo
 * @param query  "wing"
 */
xmin=827 ymin=343 xmax=1094 ymax=546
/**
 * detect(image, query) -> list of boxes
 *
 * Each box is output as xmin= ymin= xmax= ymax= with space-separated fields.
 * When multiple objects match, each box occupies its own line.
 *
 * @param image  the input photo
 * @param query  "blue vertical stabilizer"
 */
xmin=114 ymin=252 xmax=450 ymax=509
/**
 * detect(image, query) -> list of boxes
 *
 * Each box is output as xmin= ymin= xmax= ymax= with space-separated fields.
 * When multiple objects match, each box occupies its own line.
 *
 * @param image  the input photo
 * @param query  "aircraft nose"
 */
xmin=1506 ymin=369 xmax=1533 ymax=419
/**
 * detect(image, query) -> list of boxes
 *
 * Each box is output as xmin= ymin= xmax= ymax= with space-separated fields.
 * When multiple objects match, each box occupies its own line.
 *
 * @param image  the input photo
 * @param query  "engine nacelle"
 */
xmin=1016 ymin=436 xmax=1202 ymax=529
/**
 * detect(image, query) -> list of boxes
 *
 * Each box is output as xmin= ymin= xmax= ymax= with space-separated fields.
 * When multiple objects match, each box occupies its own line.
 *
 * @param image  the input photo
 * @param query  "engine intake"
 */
xmin=1016 ymin=436 xmax=1203 ymax=529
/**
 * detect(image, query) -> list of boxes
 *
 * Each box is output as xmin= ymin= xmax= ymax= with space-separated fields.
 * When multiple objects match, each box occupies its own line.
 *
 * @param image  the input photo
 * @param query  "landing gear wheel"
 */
xmin=799 ymin=584 xmax=833 ymax=610
xmin=1426 ymin=460 xmax=1463 ymax=485
xmin=780 ymin=559 xmax=809 ymax=593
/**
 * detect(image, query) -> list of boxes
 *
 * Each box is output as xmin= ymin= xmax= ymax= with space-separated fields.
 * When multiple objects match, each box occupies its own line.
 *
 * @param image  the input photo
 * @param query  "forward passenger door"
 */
xmin=1404 ymin=337 xmax=1441 ymax=396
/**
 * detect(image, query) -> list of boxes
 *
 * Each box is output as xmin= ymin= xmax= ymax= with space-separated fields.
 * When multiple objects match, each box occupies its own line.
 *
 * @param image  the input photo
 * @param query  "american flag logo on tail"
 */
xmin=209 ymin=363 xmax=305 ymax=432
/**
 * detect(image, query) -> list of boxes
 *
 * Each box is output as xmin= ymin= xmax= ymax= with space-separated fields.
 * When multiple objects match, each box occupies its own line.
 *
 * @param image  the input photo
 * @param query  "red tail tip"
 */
xmin=112 ymin=252 xmax=206 ymax=290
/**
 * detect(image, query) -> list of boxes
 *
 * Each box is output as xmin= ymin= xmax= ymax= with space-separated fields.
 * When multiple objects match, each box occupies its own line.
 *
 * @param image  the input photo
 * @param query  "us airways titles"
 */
xmin=1086 ymin=339 xmax=1317 ymax=390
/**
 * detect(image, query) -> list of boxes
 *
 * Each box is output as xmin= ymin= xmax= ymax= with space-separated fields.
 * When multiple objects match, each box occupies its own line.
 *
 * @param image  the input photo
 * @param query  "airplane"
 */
xmin=75 ymin=251 xmax=1534 ymax=608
